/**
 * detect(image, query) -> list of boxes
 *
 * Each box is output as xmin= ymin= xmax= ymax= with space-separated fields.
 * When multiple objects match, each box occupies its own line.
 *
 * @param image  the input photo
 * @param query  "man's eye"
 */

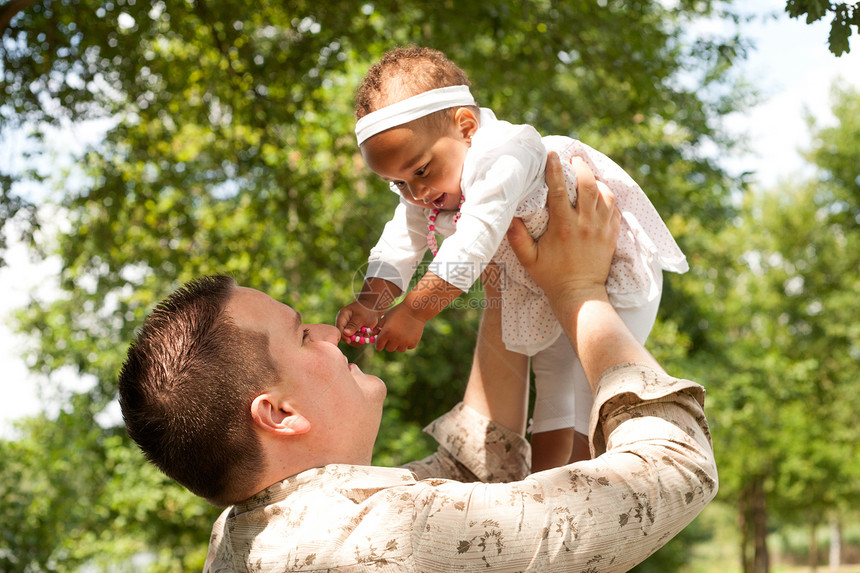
xmin=394 ymin=181 xmax=406 ymax=188
xmin=302 ymin=328 xmax=310 ymax=340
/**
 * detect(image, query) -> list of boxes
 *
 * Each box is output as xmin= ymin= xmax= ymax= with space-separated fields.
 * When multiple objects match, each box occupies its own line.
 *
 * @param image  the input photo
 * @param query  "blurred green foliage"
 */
xmin=1 ymin=1 xmax=857 ymax=572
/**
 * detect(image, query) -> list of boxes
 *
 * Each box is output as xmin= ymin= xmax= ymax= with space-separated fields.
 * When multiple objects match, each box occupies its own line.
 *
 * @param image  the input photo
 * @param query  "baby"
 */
xmin=336 ymin=46 xmax=688 ymax=469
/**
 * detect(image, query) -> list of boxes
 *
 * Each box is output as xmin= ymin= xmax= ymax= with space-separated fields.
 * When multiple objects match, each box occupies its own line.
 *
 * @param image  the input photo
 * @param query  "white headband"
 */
xmin=355 ymin=85 xmax=476 ymax=145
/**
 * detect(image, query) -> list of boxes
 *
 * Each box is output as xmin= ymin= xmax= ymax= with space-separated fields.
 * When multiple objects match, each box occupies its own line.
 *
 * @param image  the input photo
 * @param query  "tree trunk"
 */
xmin=810 ymin=522 xmax=819 ymax=573
xmin=751 ymin=476 xmax=768 ymax=573
xmin=829 ymin=517 xmax=842 ymax=570
xmin=739 ymin=520 xmax=749 ymax=572
xmin=739 ymin=483 xmax=752 ymax=573
xmin=739 ymin=476 xmax=770 ymax=573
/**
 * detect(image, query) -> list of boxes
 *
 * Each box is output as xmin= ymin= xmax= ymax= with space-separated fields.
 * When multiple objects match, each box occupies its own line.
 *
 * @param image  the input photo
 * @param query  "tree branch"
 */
xmin=0 ymin=0 xmax=38 ymax=36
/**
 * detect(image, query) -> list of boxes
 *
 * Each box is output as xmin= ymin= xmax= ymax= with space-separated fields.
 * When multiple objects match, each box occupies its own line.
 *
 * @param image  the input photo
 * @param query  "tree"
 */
xmin=0 ymin=401 xmax=216 ymax=572
xmin=785 ymin=0 xmax=860 ymax=55
xmin=699 ymin=83 xmax=860 ymax=573
xmin=2 ymin=1 xmax=751 ymax=569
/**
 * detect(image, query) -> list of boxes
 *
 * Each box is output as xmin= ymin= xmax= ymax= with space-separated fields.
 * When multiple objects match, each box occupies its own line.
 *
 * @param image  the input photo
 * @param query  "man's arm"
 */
xmin=507 ymin=153 xmax=662 ymax=387
xmin=401 ymin=152 xmax=641 ymax=483
xmin=403 ymin=155 xmax=716 ymax=572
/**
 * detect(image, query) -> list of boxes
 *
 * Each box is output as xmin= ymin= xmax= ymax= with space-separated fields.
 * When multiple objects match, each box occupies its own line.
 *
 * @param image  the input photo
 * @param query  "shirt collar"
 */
xmin=234 ymin=464 xmax=418 ymax=512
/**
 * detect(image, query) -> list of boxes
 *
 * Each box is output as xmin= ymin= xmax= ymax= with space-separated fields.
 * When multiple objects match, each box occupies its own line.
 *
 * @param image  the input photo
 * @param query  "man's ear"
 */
xmin=250 ymin=394 xmax=311 ymax=436
xmin=454 ymin=107 xmax=478 ymax=141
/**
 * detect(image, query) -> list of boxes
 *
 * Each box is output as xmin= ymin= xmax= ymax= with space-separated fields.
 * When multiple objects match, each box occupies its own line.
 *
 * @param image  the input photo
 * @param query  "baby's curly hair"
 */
xmin=355 ymin=46 xmax=477 ymax=131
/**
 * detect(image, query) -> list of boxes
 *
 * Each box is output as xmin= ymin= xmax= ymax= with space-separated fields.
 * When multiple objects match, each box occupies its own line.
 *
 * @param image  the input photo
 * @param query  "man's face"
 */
xmin=226 ymin=287 xmax=387 ymax=464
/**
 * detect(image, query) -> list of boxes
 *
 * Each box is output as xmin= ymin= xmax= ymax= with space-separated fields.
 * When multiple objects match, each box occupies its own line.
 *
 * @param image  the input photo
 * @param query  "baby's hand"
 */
xmin=375 ymin=303 xmax=427 ymax=352
xmin=336 ymin=301 xmax=382 ymax=346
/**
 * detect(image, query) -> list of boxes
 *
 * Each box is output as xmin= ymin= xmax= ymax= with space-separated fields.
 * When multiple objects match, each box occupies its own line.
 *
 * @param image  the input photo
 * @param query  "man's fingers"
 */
xmin=506 ymin=217 xmax=537 ymax=266
xmin=544 ymin=152 xmax=572 ymax=221
xmin=596 ymin=181 xmax=618 ymax=219
xmin=571 ymin=157 xmax=600 ymax=211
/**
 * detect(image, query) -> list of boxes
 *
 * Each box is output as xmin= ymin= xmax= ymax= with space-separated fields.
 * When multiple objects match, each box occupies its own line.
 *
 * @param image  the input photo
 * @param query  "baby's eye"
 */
xmin=415 ymin=164 xmax=428 ymax=176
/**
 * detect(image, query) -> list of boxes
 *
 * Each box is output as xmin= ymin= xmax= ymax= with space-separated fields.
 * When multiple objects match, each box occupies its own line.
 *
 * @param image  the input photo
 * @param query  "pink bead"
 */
xmin=428 ymin=224 xmax=435 ymax=231
xmin=429 ymin=215 xmax=436 ymax=221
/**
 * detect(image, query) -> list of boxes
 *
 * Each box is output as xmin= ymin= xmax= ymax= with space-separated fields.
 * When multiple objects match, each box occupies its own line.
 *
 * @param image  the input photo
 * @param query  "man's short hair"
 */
xmin=118 ymin=275 xmax=277 ymax=506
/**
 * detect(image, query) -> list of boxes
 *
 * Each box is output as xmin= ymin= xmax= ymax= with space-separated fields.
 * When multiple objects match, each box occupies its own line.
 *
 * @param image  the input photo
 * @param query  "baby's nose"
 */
xmin=412 ymin=184 xmax=431 ymax=201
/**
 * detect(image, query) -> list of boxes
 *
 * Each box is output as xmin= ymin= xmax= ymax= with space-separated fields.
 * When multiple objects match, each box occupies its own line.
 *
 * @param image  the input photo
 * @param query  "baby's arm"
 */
xmin=374 ymin=271 xmax=463 ymax=352
xmin=336 ymin=277 xmax=401 ymax=345
xmin=341 ymin=199 xmax=432 ymax=345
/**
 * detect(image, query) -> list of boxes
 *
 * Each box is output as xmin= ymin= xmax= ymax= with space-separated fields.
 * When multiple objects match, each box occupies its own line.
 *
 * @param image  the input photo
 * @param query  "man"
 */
xmin=119 ymin=155 xmax=717 ymax=571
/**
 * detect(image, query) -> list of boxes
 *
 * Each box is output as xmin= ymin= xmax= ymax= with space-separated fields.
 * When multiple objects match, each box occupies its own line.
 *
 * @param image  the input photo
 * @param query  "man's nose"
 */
xmin=307 ymin=324 xmax=341 ymax=343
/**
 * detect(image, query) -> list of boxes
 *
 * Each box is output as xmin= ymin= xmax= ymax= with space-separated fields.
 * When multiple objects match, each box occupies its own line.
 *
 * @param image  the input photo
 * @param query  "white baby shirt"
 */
xmin=366 ymin=109 xmax=688 ymax=355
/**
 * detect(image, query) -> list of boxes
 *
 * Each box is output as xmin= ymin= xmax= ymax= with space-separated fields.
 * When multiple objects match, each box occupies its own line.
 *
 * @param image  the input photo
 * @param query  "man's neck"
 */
xmin=249 ymin=440 xmax=373 ymax=500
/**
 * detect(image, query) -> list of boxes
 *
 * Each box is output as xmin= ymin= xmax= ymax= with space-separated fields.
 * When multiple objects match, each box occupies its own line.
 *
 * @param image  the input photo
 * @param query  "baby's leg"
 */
xmin=462 ymin=264 xmax=530 ymax=434
xmin=531 ymin=429 xmax=590 ymax=471
xmin=530 ymin=335 xmax=592 ymax=471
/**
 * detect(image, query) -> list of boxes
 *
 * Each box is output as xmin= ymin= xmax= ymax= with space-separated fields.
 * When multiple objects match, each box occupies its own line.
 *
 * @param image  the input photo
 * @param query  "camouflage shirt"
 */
xmin=204 ymin=363 xmax=716 ymax=572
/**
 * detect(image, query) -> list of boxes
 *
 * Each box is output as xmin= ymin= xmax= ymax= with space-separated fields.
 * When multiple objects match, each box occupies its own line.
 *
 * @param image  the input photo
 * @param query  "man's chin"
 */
xmin=351 ymin=363 xmax=387 ymax=397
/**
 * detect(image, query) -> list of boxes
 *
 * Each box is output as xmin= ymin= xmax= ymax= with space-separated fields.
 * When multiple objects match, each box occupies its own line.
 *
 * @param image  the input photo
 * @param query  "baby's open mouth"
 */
xmin=431 ymin=195 xmax=446 ymax=209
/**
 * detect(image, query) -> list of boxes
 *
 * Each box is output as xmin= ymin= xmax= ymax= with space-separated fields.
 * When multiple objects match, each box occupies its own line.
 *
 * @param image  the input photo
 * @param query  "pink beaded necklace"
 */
xmin=427 ymin=194 xmax=465 ymax=256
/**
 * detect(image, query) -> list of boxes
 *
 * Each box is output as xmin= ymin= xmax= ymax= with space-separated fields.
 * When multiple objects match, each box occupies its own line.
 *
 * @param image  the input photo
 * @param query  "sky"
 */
xmin=722 ymin=1 xmax=860 ymax=188
xmin=1 ymin=0 xmax=859 ymax=438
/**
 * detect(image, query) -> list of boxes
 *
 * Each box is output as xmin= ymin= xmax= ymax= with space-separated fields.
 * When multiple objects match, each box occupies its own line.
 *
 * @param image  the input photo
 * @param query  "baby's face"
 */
xmin=360 ymin=115 xmax=472 ymax=211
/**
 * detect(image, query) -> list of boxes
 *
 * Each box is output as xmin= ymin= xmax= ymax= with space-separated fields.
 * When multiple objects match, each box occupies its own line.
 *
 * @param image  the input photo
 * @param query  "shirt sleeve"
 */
xmin=399 ymin=402 xmax=531 ymax=484
xmin=430 ymin=123 xmax=546 ymax=292
xmin=408 ymin=364 xmax=718 ymax=572
xmin=366 ymin=197 xmax=429 ymax=291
